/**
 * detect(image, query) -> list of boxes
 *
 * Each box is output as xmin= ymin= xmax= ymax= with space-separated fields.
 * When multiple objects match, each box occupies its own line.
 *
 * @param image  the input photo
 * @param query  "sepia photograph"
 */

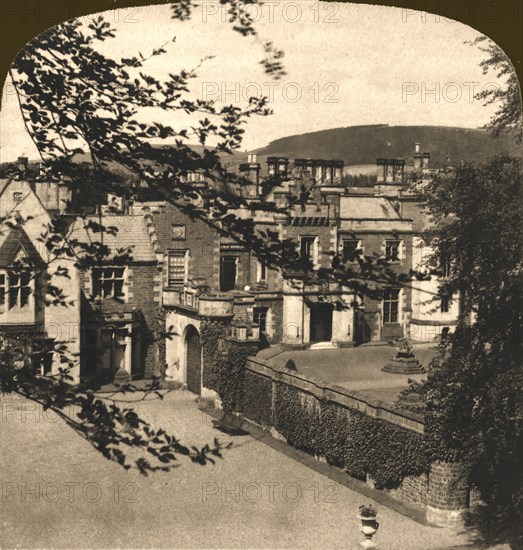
xmin=0 ymin=1 xmax=521 ymax=548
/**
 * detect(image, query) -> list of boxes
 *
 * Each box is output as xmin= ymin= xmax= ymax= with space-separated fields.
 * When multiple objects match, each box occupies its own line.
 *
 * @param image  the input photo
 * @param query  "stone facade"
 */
xmin=0 ymin=144 xmax=458 ymax=386
xmin=0 ymin=178 xmax=82 ymax=382
xmin=0 ymin=175 xmax=161 ymax=383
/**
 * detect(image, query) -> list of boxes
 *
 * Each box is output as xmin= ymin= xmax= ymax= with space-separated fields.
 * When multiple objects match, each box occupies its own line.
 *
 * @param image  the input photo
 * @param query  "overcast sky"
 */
xmin=0 ymin=1 xmax=506 ymax=162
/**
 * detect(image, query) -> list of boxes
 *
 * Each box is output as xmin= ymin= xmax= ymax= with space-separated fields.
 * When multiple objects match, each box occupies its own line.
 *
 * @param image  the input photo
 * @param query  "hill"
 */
xmin=253 ymin=125 xmax=520 ymax=167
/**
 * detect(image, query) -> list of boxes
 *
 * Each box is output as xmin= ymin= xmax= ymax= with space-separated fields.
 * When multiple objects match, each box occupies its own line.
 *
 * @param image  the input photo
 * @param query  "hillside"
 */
xmin=253 ymin=125 xmax=520 ymax=167
xmin=5 ymin=126 xmax=519 ymax=178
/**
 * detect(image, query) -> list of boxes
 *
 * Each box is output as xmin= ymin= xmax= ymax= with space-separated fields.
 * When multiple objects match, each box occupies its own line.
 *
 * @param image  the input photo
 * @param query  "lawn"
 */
xmin=257 ymin=343 xmax=438 ymax=406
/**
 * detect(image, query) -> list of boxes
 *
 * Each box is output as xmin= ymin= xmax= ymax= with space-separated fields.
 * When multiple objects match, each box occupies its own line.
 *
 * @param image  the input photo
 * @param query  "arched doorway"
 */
xmin=185 ymin=325 xmax=202 ymax=394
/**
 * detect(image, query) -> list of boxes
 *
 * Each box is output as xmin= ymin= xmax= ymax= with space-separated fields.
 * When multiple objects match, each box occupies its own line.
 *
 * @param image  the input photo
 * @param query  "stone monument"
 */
xmin=382 ymin=337 xmax=425 ymax=374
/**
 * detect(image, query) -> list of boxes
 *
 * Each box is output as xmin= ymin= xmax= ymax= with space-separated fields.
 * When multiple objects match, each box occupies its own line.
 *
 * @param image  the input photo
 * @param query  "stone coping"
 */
xmin=246 ymin=356 xmax=424 ymax=434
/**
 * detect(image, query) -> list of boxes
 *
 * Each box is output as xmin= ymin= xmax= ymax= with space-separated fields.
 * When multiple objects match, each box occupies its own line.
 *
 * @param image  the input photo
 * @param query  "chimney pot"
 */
xmin=415 ymin=143 xmax=421 ymax=154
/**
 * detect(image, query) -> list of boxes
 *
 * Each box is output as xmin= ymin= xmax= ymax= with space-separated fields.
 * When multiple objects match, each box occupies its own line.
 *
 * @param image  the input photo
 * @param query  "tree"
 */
xmin=399 ymin=156 xmax=522 ymax=548
xmin=2 ymin=0 xmax=289 ymax=474
xmin=3 ymin=1 xmax=405 ymax=475
xmin=469 ymin=35 xmax=523 ymax=143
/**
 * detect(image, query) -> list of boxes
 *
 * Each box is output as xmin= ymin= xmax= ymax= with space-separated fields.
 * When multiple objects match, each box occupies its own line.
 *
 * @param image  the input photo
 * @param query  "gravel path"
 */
xmin=1 ymin=390 xmax=484 ymax=549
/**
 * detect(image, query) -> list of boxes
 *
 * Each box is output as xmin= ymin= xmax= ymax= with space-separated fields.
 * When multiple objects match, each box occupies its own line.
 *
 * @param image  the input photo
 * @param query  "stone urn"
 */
xmin=382 ymin=337 xmax=425 ymax=374
xmin=357 ymin=505 xmax=380 ymax=548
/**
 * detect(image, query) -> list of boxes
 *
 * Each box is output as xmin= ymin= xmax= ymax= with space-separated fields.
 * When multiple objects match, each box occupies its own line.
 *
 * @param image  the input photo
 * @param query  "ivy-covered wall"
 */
xmin=240 ymin=360 xmax=429 ymax=494
xmin=243 ymin=370 xmax=273 ymax=425
xmin=200 ymin=319 xmax=258 ymax=412
xmin=271 ymin=382 xmax=428 ymax=489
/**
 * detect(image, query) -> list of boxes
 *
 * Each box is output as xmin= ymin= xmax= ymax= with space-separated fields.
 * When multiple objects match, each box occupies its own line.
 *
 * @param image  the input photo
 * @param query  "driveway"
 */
xmin=1 ymin=389 xmax=474 ymax=549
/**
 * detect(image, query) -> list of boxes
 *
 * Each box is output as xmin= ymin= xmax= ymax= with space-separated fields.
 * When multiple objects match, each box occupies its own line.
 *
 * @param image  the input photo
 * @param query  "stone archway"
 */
xmin=185 ymin=325 xmax=201 ymax=394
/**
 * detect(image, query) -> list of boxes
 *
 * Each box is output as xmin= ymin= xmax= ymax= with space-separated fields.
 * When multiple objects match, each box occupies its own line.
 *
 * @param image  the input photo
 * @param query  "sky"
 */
xmin=0 ymin=1 xmax=506 ymax=162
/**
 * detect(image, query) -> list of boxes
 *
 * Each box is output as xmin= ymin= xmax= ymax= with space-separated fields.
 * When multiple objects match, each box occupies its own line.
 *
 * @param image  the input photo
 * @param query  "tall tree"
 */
xmin=403 ymin=156 xmax=522 ymax=548
xmin=2 ymin=0 xmax=288 ymax=474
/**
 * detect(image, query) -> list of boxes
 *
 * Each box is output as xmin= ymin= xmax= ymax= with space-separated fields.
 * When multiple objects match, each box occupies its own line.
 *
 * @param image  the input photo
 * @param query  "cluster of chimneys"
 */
xmin=376 ymin=143 xmax=431 ymax=184
xmin=240 ymin=155 xmax=345 ymax=184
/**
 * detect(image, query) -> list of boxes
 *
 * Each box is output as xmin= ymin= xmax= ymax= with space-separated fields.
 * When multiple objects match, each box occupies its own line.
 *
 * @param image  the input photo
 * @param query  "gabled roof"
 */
xmin=0 ymin=178 xmax=10 ymax=198
xmin=0 ymin=226 xmax=44 ymax=268
xmin=68 ymin=215 xmax=156 ymax=263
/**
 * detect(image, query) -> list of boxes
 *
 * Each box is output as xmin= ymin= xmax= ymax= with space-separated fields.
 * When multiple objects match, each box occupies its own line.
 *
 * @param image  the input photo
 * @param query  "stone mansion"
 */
xmin=0 ymin=144 xmax=459 ymax=392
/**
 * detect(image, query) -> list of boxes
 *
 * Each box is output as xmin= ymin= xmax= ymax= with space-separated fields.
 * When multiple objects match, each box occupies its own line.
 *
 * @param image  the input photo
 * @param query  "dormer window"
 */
xmin=13 ymin=192 xmax=23 ymax=203
xmin=9 ymin=272 xmax=31 ymax=308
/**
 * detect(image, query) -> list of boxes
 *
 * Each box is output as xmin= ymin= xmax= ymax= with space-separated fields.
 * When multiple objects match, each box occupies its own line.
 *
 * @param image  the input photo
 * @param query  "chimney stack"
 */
xmin=240 ymin=155 xmax=261 ymax=197
xmin=17 ymin=157 xmax=28 ymax=177
xmin=413 ymin=143 xmax=423 ymax=170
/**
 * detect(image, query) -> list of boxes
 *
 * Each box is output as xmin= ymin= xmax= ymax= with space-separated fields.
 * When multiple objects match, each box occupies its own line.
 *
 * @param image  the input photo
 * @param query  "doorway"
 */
xmin=185 ymin=325 xmax=202 ymax=394
xmin=310 ymin=303 xmax=333 ymax=343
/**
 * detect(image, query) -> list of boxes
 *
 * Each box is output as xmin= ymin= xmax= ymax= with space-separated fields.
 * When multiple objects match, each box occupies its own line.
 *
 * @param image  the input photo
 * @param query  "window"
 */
xmin=92 ymin=267 xmax=125 ymax=299
xmin=220 ymin=256 xmax=237 ymax=291
xmin=342 ymin=240 xmax=360 ymax=262
xmin=0 ymin=273 xmax=5 ymax=306
xmin=383 ymin=288 xmax=400 ymax=323
xmin=441 ymin=255 xmax=451 ymax=278
xmin=440 ymin=295 xmax=450 ymax=313
xmin=385 ymin=240 xmax=401 ymax=262
xmin=253 ymin=307 xmax=269 ymax=333
xmin=13 ymin=192 xmax=23 ymax=203
xmin=8 ymin=272 xmax=31 ymax=308
xmin=300 ymin=236 xmax=318 ymax=266
xmin=167 ymin=251 xmax=188 ymax=286
xmin=0 ymin=271 xmax=32 ymax=309
xmin=256 ymin=260 xmax=267 ymax=282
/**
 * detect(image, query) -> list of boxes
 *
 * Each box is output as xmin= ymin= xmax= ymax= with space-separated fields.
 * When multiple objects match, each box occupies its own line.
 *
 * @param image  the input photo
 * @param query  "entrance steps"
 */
xmin=309 ymin=341 xmax=339 ymax=350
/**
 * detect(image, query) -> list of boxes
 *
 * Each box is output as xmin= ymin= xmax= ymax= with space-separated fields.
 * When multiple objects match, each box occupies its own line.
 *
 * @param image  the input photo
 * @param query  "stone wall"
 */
xmin=242 ymin=356 xmax=469 ymax=526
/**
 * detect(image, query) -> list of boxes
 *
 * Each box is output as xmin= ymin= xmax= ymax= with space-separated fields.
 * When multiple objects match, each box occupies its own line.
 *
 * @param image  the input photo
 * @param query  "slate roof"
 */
xmin=68 ymin=215 xmax=156 ymax=263
xmin=339 ymin=195 xmax=401 ymax=220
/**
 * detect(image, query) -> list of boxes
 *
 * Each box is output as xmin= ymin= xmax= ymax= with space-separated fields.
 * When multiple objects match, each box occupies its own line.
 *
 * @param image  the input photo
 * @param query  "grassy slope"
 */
xmin=253 ymin=125 xmax=520 ymax=167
